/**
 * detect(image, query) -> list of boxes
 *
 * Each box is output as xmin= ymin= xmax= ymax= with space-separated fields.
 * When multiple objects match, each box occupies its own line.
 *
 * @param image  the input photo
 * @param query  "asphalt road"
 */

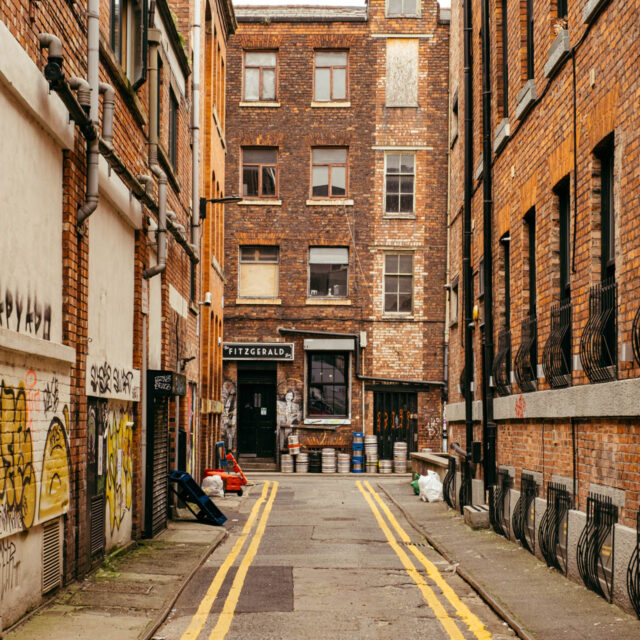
xmin=157 ymin=475 xmax=515 ymax=640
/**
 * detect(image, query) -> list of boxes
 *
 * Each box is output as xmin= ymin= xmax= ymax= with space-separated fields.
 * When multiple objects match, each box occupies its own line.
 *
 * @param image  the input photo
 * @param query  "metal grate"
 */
xmin=512 ymin=473 xmax=538 ymax=554
xmin=580 ymin=278 xmax=617 ymax=383
xmin=492 ymin=328 xmax=512 ymax=396
xmin=633 ymin=307 xmax=640 ymax=367
xmin=90 ymin=494 xmax=105 ymax=556
xmin=539 ymin=482 xmax=571 ymax=574
xmin=514 ymin=315 xmax=538 ymax=393
xmin=542 ymin=300 xmax=572 ymax=389
xmin=490 ymin=469 xmax=512 ymax=538
xmin=443 ymin=457 xmax=457 ymax=510
xmin=626 ymin=510 xmax=640 ymax=619
xmin=42 ymin=519 xmax=61 ymax=594
xmin=577 ymin=492 xmax=618 ymax=602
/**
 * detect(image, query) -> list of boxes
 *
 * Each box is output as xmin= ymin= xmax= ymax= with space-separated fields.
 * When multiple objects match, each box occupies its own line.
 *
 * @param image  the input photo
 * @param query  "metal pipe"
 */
xmin=99 ymin=83 xmax=115 ymax=147
xmin=462 ymin=0 xmax=474 ymax=455
xmin=69 ymin=77 xmax=91 ymax=111
xmin=191 ymin=0 xmax=201 ymax=260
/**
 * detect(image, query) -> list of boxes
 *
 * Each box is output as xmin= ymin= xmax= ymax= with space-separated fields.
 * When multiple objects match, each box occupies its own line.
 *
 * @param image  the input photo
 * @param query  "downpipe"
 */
xmin=191 ymin=0 xmax=201 ymax=260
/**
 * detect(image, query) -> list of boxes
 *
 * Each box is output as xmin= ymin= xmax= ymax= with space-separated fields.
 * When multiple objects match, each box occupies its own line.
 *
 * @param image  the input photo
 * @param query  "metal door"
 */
xmin=238 ymin=383 xmax=276 ymax=458
xmin=373 ymin=391 xmax=418 ymax=460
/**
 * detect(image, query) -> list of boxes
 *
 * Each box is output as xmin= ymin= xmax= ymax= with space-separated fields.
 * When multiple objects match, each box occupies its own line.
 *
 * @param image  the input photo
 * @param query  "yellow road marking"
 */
xmin=364 ymin=481 xmax=493 ymax=640
xmin=356 ymin=480 xmax=465 ymax=640
xmin=179 ymin=482 xmax=271 ymax=640
xmin=209 ymin=481 xmax=279 ymax=640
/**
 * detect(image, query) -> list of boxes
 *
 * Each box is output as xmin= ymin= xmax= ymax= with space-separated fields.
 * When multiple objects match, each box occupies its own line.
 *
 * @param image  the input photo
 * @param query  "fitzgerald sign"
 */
xmin=223 ymin=342 xmax=295 ymax=361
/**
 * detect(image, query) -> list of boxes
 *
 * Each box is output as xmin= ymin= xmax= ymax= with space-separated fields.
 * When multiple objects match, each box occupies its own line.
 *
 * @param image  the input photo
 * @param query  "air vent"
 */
xmin=42 ymin=519 xmax=61 ymax=594
xmin=90 ymin=494 xmax=105 ymax=556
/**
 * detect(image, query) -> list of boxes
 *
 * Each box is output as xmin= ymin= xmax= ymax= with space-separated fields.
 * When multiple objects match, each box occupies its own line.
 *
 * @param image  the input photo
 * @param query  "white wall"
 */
xmin=148 ymin=249 xmax=163 ymax=370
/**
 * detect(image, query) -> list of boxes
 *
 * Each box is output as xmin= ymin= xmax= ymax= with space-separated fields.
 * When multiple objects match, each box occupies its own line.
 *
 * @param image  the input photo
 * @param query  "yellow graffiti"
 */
xmin=105 ymin=409 xmax=133 ymax=535
xmin=39 ymin=407 xmax=71 ymax=520
xmin=0 ymin=382 xmax=36 ymax=529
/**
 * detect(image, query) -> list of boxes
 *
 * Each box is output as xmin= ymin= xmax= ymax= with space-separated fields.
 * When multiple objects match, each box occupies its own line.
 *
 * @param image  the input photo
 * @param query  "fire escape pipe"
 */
xmin=190 ymin=0 xmax=201 ymax=260
xmin=481 ymin=0 xmax=496 ymax=487
xmin=462 ymin=0 xmax=474 ymax=456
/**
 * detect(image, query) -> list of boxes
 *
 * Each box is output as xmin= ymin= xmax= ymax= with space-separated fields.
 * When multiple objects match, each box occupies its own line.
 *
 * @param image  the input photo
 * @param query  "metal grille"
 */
xmin=577 ymin=492 xmax=618 ymax=602
xmin=458 ymin=459 xmax=472 ymax=514
xmin=90 ymin=494 xmax=105 ymax=556
xmin=443 ymin=457 xmax=457 ymax=510
xmin=514 ymin=315 xmax=537 ymax=392
xmin=42 ymin=519 xmax=61 ymax=594
xmin=580 ymin=278 xmax=617 ymax=383
xmin=633 ymin=306 xmax=640 ymax=367
xmin=490 ymin=469 xmax=512 ymax=538
xmin=542 ymin=300 xmax=572 ymax=389
xmin=626 ymin=510 xmax=640 ymax=619
xmin=373 ymin=391 xmax=417 ymax=460
xmin=512 ymin=473 xmax=538 ymax=553
xmin=539 ymin=482 xmax=571 ymax=574
xmin=492 ymin=328 xmax=511 ymax=396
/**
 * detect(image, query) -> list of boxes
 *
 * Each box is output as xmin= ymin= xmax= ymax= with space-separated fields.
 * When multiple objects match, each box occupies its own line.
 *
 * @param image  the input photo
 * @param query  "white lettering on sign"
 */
xmin=222 ymin=343 xmax=294 ymax=361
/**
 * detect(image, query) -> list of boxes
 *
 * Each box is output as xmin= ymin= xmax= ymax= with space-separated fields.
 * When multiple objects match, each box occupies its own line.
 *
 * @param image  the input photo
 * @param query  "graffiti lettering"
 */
xmin=515 ymin=395 xmax=526 ymax=419
xmin=0 ymin=538 xmax=18 ymax=599
xmin=105 ymin=408 xmax=133 ymax=535
xmin=43 ymin=376 xmax=59 ymax=415
xmin=112 ymin=368 xmax=134 ymax=395
xmin=0 ymin=287 xmax=51 ymax=340
xmin=90 ymin=361 xmax=112 ymax=395
xmin=88 ymin=359 xmax=138 ymax=401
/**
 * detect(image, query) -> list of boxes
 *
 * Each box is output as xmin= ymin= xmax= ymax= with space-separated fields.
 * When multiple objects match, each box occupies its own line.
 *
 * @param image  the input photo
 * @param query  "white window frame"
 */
xmin=384 ymin=153 xmax=416 ymax=217
xmin=385 ymin=0 xmax=421 ymax=18
xmin=383 ymin=252 xmax=414 ymax=315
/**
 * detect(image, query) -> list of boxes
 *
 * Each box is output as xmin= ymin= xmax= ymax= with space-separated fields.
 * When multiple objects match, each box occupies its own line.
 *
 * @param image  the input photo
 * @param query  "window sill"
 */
xmin=385 ymin=104 xmax=420 ymax=109
xmin=238 ymin=199 xmax=282 ymax=206
xmin=306 ymin=298 xmax=352 ymax=305
xmin=493 ymin=117 xmax=511 ymax=155
xmin=382 ymin=314 xmax=414 ymax=321
xmin=582 ymin=0 xmax=610 ymax=23
xmin=515 ymin=79 xmax=536 ymax=121
xmin=235 ymin=298 xmax=282 ymax=305
xmin=310 ymin=101 xmax=351 ymax=108
xmin=544 ymin=30 xmax=571 ymax=79
xmin=303 ymin=418 xmax=351 ymax=427
xmin=383 ymin=213 xmax=416 ymax=220
xmin=189 ymin=302 xmax=199 ymax=316
xmin=306 ymin=198 xmax=354 ymax=206
xmin=239 ymin=101 xmax=281 ymax=108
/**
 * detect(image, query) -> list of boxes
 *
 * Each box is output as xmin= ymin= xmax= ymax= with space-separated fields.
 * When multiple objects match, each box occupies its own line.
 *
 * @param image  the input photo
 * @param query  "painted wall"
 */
xmin=148 ymin=249 xmax=163 ymax=370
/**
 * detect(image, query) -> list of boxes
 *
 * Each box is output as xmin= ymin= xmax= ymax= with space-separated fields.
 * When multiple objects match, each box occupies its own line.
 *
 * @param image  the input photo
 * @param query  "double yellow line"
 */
xmin=356 ymin=480 xmax=492 ymax=640
xmin=181 ymin=481 xmax=279 ymax=640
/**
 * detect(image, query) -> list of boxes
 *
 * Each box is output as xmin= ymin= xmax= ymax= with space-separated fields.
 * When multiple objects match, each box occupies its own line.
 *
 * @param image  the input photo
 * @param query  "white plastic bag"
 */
xmin=418 ymin=471 xmax=443 ymax=502
xmin=202 ymin=474 xmax=225 ymax=498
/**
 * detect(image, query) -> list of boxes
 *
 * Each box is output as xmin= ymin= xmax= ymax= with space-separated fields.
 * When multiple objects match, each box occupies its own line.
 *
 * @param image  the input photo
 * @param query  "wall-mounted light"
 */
xmin=198 ymin=291 xmax=212 ymax=306
xmin=199 ymin=195 xmax=242 ymax=220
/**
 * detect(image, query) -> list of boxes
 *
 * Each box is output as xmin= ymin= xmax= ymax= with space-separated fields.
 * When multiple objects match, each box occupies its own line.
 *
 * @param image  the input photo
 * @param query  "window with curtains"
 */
xmin=314 ymin=51 xmax=348 ymax=102
xmin=311 ymin=148 xmax=347 ymax=198
xmin=238 ymin=246 xmax=279 ymax=298
xmin=308 ymin=248 xmax=349 ymax=298
xmin=243 ymin=51 xmax=277 ymax=101
xmin=242 ymin=149 xmax=277 ymax=198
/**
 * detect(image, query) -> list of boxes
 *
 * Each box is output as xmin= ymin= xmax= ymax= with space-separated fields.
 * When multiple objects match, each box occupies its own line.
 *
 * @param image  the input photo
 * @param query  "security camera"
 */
xmin=199 ymin=291 xmax=212 ymax=306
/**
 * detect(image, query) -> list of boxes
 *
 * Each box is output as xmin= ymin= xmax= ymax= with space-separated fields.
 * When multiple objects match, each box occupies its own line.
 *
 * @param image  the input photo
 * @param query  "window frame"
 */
xmin=109 ymin=0 xmax=147 ymax=87
xmin=308 ymin=247 xmax=349 ymax=299
xmin=500 ymin=0 xmax=509 ymax=117
xmin=385 ymin=0 xmax=420 ymax=18
xmin=238 ymin=245 xmax=280 ymax=299
xmin=243 ymin=50 xmax=277 ymax=102
xmin=313 ymin=50 xmax=349 ymax=103
xmin=449 ymin=277 xmax=459 ymax=327
xmin=306 ymin=351 xmax=350 ymax=418
xmin=384 ymin=153 xmax=416 ymax=216
xmin=310 ymin=147 xmax=349 ymax=199
xmin=168 ymin=88 xmax=178 ymax=168
xmin=526 ymin=0 xmax=535 ymax=80
xmin=241 ymin=148 xmax=278 ymax=199
xmin=383 ymin=252 xmax=414 ymax=315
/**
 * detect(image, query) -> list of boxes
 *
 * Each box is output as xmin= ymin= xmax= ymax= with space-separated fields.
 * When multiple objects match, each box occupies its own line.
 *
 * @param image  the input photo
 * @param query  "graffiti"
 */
xmin=1 ymin=538 xmax=18 ymax=599
xmin=221 ymin=379 xmax=237 ymax=452
xmin=0 ymin=381 xmax=36 ymax=532
xmin=24 ymin=369 xmax=39 ymax=430
xmin=0 ymin=288 xmax=51 ymax=340
xmin=43 ymin=376 xmax=59 ymax=415
xmin=87 ymin=357 xmax=140 ymax=401
xmin=39 ymin=408 xmax=71 ymax=520
xmin=105 ymin=407 xmax=133 ymax=535
xmin=277 ymin=379 xmax=302 ymax=452
xmin=113 ymin=368 xmax=134 ymax=396
xmin=515 ymin=394 xmax=527 ymax=419
xmin=426 ymin=416 xmax=441 ymax=439
xmin=90 ymin=361 xmax=112 ymax=395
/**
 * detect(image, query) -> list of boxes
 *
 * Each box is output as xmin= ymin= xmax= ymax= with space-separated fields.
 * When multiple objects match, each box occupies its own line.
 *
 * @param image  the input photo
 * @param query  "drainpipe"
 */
xmin=481 ymin=0 xmax=496 ymax=488
xmin=462 ymin=0 xmax=474 ymax=456
xmin=77 ymin=0 xmax=101 ymax=229
xmin=191 ymin=0 xmax=201 ymax=260
xmin=144 ymin=28 xmax=168 ymax=280
xmin=98 ymin=83 xmax=115 ymax=148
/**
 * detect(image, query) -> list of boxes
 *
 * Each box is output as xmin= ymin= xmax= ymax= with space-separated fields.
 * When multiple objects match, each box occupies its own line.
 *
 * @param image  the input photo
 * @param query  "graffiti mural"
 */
xmin=86 ymin=355 xmax=140 ymax=402
xmin=105 ymin=406 xmax=133 ymax=536
xmin=1 ymin=538 xmax=18 ymax=600
xmin=0 ymin=288 xmax=52 ymax=341
xmin=39 ymin=409 xmax=71 ymax=520
xmin=277 ymin=379 xmax=302 ymax=452
xmin=221 ymin=379 xmax=237 ymax=452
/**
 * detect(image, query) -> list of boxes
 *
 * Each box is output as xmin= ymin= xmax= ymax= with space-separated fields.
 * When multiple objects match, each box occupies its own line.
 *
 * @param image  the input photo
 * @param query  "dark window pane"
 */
xmin=385 ymin=275 xmax=398 ymax=293
xmin=262 ymin=166 xmax=276 ymax=195
xmin=399 ymin=255 xmax=413 ymax=273
xmin=257 ymin=246 xmax=278 ymax=262
xmin=399 ymin=293 xmax=412 ymax=312
xmin=333 ymin=386 xmax=347 ymax=415
xmin=313 ymin=166 xmax=329 ymax=196
xmin=331 ymin=166 xmax=346 ymax=196
xmin=385 ymin=254 xmax=399 ymax=272
xmin=245 ymin=68 xmax=259 ymax=100
xmin=400 ymin=195 xmax=413 ymax=212
xmin=244 ymin=149 xmax=276 ymax=163
xmin=400 ymin=176 xmax=414 ymax=193
xmin=385 ymin=293 xmax=398 ymax=312
xmin=386 ymin=175 xmax=399 ymax=194
xmin=386 ymin=194 xmax=399 ymax=212
xmin=243 ymin=166 xmax=259 ymax=196
xmin=398 ymin=275 xmax=412 ymax=293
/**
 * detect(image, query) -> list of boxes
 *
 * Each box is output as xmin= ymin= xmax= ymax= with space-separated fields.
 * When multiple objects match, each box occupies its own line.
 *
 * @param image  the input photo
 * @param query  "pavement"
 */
xmin=4 ymin=474 xmax=640 ymax=640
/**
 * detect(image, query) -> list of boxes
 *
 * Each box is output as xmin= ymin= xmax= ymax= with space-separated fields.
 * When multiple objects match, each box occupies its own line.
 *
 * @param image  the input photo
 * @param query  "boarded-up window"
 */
xmin=386 ymin=39 xmax=419 ymax=107
xmin=239 ymin=246 xmax=279 ymax=298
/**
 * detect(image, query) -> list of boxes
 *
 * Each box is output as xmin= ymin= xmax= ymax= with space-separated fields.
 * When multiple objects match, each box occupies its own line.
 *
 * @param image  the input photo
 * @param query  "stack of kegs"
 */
xmin=295 ymin=451 xmax=309 ymax=473
xmin=379 ymin=459 xmax=393 ymax=474
xmin=337 ymin=452 xmax=351 ymax=473
xmin=309 ymin=451 xmax=322 ymax=473
xmin=352 ymin=432 xmax=364 ymax=473
xmin=393 ymin=441 xmax=408 ymax=473
xmin=365 ymin=435 xmax=378 ymax=473
xmin=281 ymin=454 xmax=294 ymax=473
xmin=321 ymin=448 xmax=337 ymax=473
xmin=287 ymin=434 xmax=300 ymax=456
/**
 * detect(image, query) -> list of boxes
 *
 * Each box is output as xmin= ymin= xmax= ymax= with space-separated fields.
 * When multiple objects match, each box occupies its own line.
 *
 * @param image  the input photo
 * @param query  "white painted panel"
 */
xmin=386 ymin=38 xmax=419 ymax=107
xmin=148 ymin=249 xmax=162 ymax=370
xmin=169 ymin=283 xmax=189 ymax=318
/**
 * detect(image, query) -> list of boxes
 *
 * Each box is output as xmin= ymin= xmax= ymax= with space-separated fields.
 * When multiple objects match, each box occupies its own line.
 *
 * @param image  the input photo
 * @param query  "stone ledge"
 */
xmin=473 ymin=156 xmax=483 ymax=181
xmin=544 ymin=30 xmax=571 ymax=79
xmin=582 ymin=0 xmax=611 ymax=23
xmin=0 ymin=327 xmax=76 ymax=364
xmin=515 ymin=79 xmax=536 ymax=120
xmin=311 ymin=101 xmax=351 ymax=108
xmin=306 ymin=198 xmax=354 ymax=206
xmin=493 ymin=117 xmax=510 ymax=154
xmin=239 ymin=101 xmax=281 ymax=108
xmin=238 ymin=199 xmax=282 ymax=206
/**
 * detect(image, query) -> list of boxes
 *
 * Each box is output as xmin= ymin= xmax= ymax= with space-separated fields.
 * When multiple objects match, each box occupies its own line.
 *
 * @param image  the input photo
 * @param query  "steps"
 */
xmin=238 ymin=456 xmax=278 ymax=472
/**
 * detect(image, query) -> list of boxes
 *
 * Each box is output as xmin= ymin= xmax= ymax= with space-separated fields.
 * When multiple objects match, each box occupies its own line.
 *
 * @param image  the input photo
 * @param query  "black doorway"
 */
xmin=237 ymin=364 xmax=277 ymax=458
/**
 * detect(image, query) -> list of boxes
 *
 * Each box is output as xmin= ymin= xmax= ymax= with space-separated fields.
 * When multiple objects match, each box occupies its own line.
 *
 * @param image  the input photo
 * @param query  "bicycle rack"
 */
xmin=512 ymin=473 xmax=538 ymax=554
xmin=490 ymin=469 xmax=512 ymax=538
xmin=626 ymin=509 xmax=640 ymax=619
xmin=443 ymin=457 xmax=457 ymax=510
xmin=538 ymin=482 xmax=571 ymax=574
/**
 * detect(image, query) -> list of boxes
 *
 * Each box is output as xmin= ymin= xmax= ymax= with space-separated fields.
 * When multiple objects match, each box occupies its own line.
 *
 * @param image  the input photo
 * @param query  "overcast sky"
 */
xmin=233 ymin=0 xmax=451 ymax=7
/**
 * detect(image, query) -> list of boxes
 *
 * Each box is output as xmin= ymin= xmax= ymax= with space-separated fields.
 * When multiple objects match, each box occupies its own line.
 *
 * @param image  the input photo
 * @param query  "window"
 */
xmin=386 ymin=0 xmax=419 ymax=16
xmin=156 ymin=56 xmax=163 ymax=138
xmin=243 ymin=51 xmax=276 ymax=101
xmin=168 ymin=89 xmax=178 ymax=167
xmin=311 ymin=148 xmax=347 ymax=198
xmin=110 ymin=0 xmax=146 ymax=84
xmin=450 ymin=91 xmax=459 ymax=145
xmin=525 ymin=209 xmax=536 ymax=315
xmin=385 ymin=154 xmax=415 ymax=214
xmin=499 ymin=0 xmax=509 ymax=117
xmin=314 ymin=51 xmax=347 ymax=102
xmin=556 ymin=176 xmax=571 ymax=301
xmin=557 ymin=0 xmax=568 ymax=19
xmin=309 ymin=248 xmax=348 ymax=298
xmin=596 ymin=138 xmax=615 ymax=281
xmin=526 ymin=0 xmax=535 ymax=80
xmin=238 ymin=246 xmax=279 ymax=298
xmin=242 ymin=149 xmax=277 ymax=198
xmin=501 ymin=236 xmax=511 ymax=329
xmin=308 ymin=352 xmax=348 ymax=416
xmin=384 ymin=254 xmax=413 ymax=313
xmin=386 ymin=38 xmax=419 ymax=107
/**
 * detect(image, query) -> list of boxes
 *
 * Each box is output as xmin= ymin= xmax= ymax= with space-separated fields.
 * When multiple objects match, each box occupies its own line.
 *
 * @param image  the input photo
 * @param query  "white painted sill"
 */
xmin=306 ymin=298 xmax=352 ymax=305
xmin=383 ymin=214 xmax=416 ymax=220
xmin=310 ymin=101 xmax=351 ymax=108
xmin=235 ymin=298 xmax=282 ymax=305
xmin=306 ymin=198 xmax=354 ymax=206
xmin=239 ymin=101 xmax=281 ymax=108
xmin=238 ymin=199 xmax=282 ymax=206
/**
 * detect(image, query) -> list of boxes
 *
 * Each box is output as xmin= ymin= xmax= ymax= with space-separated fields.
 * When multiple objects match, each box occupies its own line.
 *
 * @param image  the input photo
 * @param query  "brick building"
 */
xmin=0 ymin=0 xmax=234 ymax=627
xmin=445 ymin=0 xmax=640 ymax=613
xmin=222 ymin=1 xmax=449 ymax=467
